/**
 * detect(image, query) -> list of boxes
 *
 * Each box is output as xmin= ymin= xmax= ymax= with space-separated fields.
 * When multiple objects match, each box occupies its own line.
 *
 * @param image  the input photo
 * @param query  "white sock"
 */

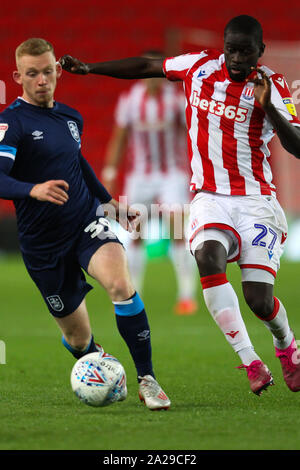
xmin=261 ymin=297 xmax=293 ymax=350
xmin=170 ymin=241 xmax=197 ymax=301
xmin=127 ymin=242 xmax=146 ymax=294
xmin=201 ymin=274 xmax=261 ymax=365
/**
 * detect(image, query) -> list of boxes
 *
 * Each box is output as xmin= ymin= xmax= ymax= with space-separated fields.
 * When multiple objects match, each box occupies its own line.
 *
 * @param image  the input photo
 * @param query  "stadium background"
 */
xmin=1 ymin=0 xmax=300 ymax=256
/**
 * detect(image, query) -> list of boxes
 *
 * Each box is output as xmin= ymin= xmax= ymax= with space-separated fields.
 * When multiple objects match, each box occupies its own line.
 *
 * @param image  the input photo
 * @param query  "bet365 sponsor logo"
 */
xmin=191 ymin=90 xmax=249 ymax=123
xmin=0 ymin=340 xmax=6 ymax=364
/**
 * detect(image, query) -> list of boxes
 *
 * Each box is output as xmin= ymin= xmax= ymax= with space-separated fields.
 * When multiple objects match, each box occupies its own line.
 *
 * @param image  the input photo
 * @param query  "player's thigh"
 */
xmin=87 ymin=242 xmax=135 ymax=300
xmin=236 ymin=195 xmax=288 ymax=278
xmin=187 ymin=191 xmax=240 ymax=260
xmin=23 ymin=251 xmax=93 ymax=318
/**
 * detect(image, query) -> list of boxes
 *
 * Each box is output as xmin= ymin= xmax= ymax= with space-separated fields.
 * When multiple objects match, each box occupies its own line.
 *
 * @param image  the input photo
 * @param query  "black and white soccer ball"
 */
xmin=70 ymin=352 xmax=127 ymax=407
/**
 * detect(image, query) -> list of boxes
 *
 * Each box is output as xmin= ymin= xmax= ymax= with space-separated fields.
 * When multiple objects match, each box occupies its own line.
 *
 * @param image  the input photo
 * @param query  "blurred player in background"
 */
xmin=61 ymin=14 xmax=300 ymax=397
xmin=102 ymin=50 xmax=198 ymax=315
xmin=0 ymin=38 xmax=170 ymax=410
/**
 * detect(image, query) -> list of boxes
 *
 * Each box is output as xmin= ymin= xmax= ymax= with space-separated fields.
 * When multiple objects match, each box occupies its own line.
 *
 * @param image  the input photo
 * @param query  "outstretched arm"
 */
xmin=59 ymin=55 xmax=165 ymax=79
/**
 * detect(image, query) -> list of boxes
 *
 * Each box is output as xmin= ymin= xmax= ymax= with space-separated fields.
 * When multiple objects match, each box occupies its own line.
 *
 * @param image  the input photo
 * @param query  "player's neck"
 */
xmin=20 ymin=92 xmax=54 ymax=109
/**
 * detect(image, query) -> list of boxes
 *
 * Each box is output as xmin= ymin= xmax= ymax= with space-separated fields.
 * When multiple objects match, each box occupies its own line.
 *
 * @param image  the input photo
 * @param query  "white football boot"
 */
xmin=138 ymin=375 xmax=171 ymax=410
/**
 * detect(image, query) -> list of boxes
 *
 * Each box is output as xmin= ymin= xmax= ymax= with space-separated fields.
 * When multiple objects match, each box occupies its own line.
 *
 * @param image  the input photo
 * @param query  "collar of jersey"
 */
xmin=17 ymin=96 xmax=58 ymax=111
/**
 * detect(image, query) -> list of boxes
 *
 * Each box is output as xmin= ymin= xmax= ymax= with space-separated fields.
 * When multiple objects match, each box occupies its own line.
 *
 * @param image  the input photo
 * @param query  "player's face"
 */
xmin=224 ymin=31 xmax=264 ymax=82
xmin=13 ymin=51 xmax=62 ymax=107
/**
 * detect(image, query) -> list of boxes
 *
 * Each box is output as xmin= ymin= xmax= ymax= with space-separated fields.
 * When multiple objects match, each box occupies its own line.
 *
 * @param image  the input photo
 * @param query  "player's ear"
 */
xmin=13 ymin=71 xmax=22 ymax=85
xmin=259 ymin=43 xmax=265 ymax=58
xmin=56 ymin=61 xmax=63 ymax=78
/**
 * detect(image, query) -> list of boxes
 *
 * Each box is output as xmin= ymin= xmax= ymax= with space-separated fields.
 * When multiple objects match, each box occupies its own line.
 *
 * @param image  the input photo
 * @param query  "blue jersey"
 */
xmin=0 ymin=98 xmax=111 ymax=255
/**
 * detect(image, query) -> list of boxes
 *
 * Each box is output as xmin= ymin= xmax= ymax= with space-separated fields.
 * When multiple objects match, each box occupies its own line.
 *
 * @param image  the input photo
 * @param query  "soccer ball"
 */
xmin=70 ymin=351 xmax=127 ymax=407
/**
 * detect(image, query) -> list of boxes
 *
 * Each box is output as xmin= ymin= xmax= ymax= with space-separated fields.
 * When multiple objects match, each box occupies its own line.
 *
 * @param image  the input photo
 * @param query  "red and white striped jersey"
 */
xmin=114 ymin=81 xmax=188 ymax=175
xmin=163 ymin=49 xmax=300 ymax=196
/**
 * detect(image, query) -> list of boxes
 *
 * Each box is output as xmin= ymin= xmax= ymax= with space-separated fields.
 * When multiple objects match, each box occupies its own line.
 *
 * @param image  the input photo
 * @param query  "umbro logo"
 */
xmin=32 ymin=130 xmax=44 ymax=140
xmin=197 ymin=70 xmax=206 ymax=78
xmin=137 ymin=330 xmax=150 ymax=341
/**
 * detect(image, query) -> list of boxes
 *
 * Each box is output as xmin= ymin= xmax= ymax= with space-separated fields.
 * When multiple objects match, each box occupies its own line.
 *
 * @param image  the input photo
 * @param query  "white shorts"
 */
xmin=124 ymin=170 xmax=190 ymax=210
xmin=187 ymin=191 xmax=288 ymax=282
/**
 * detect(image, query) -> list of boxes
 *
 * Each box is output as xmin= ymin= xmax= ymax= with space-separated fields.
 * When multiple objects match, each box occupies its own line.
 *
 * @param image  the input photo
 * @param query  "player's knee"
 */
xmin=244 ymin=292 xmax=274 ymax=318
xmin=194 ymin=241 xmax=227 ymax=276
xmin=106 ymin=277 xmax=133 ymax=301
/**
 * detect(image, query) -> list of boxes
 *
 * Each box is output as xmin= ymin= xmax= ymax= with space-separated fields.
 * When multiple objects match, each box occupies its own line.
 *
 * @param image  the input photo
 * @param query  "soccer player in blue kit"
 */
xmin=0 ymin=38 xmax=170 ymax=410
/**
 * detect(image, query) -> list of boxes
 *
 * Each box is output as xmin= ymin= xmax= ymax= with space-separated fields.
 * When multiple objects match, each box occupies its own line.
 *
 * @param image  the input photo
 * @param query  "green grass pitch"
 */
xmin=1 ymin=253 xmax=300 ymax=450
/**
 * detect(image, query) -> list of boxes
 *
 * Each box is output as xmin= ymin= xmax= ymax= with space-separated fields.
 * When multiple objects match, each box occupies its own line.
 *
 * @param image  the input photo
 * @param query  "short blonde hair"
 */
xmin=16 ymin=38 xmax=55 ymax=64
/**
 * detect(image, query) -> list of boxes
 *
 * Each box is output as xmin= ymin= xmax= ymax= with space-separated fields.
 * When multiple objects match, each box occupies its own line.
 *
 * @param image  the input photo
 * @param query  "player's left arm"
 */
xmin=249 ymin=68 xmax=300 ymax=158
xmin=79 ymin=153 xmax=112 ymax=203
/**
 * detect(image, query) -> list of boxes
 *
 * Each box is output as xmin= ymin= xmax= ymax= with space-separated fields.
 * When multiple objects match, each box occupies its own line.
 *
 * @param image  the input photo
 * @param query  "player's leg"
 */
xmin=188 ymin=192 xmax=271 ymax=394
xmin=86 ymin=241 xmax=170 ymax=409
xmin=54 ymin=298 xmax=103 ymax=358
xmin=22 ymin=250 xmax=102 ymax=360
xmin=242 ymin=275 xmax=300 ymax=392
xmin=237 ymin=194 xmax=300 ymax=392
xmin=194 ymin=235 xmax=273 ymax=395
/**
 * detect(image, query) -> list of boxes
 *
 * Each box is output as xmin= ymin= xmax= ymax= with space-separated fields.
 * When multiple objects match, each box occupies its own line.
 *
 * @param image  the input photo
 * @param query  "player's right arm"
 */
xmin=0 ymin=117 xmax=69 ymax=205
xmin=60 ymin=55 xmax=165 ymax=78
xmin=0 ymin=158 xmax=69 ymax=205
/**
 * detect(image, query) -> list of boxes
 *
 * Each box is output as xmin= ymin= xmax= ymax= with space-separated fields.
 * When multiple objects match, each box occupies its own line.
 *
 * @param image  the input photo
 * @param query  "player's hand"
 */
xmin=30 ymin=180 xmax=69 ymax=205
xmin=247 ymin=67 xmax=272 ymax=110
xmin=59 ymin=55 xmax=90 ymax=75
xmin=102 ymin=198 xmax=141 ymax=233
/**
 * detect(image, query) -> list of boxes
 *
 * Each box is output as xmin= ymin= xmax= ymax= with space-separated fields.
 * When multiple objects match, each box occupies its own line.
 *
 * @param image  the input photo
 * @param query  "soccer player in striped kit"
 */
xmin=102 ymin=50 xmax=198 ymax=315
xmin=61 ymin=15 xmax=300 ymax=395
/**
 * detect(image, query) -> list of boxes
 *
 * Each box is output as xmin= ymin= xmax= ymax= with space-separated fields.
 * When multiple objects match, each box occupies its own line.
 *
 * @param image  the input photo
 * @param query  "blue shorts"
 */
xmin=22 ymin=214 xmax=123 ymax=318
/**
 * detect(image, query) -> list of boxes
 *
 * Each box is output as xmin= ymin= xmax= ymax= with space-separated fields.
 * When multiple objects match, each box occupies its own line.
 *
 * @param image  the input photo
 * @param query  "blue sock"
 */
xmin=114 ymin=292 xmax=155 ymax=380
xmin=62 ymin=334 xmax=99 ymax=359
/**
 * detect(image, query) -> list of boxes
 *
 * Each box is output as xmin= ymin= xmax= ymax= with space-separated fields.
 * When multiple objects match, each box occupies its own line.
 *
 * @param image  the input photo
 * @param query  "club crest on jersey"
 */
xmin=0 ymin=123 xmax=8 ymax=142
xmin=67 ymin=121 xmax=80 ymax=143
xmin=46 ymin=295 xmax=64 ymax=312
xmin=242 ymin=86 xmax=254 ymax=100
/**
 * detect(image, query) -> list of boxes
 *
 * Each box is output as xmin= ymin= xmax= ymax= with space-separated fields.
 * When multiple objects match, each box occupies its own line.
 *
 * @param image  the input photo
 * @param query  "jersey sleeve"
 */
xmin=0 ymin=111 xmax=22 ymax=163
xmin=163 ymin=51 xmax=209 ymax=81
xmin=269 ymin=73 xmax=300 ymax=127
xmin=114 ymin=92 xmax=130 ymax=128
xmin=0 ymin=113 xmax=34 ymax=199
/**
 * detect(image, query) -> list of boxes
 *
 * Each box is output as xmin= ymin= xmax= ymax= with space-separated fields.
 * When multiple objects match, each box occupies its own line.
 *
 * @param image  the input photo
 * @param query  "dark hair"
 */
xmin=224 ymin=15 xmax=263 ymax=44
